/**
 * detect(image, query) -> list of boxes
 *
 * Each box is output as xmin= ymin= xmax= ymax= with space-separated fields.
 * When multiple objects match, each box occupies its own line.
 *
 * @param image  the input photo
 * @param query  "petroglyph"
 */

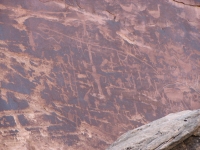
xmin=0 ymin=0 xmax=200 ymax=149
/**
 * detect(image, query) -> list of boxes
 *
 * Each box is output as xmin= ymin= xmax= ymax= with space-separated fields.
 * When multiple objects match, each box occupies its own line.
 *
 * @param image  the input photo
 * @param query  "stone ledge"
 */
xmin=107 ymin=109 xmax=200 ymax=150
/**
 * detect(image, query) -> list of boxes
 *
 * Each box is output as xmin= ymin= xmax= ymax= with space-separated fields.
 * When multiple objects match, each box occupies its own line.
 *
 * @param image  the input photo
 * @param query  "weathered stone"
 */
xmin=171 ymin=131 xmax=200 ymax=150
xmin=194 ymin=128 xmax=200 ymax=136
xmin=172 ymin=0 xmax=200 ymax=6
xmin=107 ymin=109 xmax=200 ymax=150
xmin=0 ymin=0 xmax=200 ymax=149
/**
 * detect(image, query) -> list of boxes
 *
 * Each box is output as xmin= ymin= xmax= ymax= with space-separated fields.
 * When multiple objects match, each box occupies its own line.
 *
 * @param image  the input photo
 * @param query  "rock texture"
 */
xmin=107 ymin=109 xmax=200 ymax=150
xmin=172 ymin=130 xmax=200 ymax=150
xmin=0 ymin=0 xmax=200 ymax=149
xmin=172 ymin=0 xmax=200 ymax=6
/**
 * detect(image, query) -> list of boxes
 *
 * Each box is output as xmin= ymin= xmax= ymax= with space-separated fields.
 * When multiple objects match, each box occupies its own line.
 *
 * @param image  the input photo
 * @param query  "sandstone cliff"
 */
xmin=0 ymin=0 xmax=200 ymax=149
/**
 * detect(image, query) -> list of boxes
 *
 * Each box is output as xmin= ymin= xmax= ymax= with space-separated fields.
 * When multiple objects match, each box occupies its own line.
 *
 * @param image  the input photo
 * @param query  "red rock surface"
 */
xmin=0 ymin=0 xmax=200 ymax=149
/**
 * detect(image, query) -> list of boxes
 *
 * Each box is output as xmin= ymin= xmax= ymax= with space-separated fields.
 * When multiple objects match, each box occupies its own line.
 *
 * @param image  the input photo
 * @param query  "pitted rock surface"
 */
xmin=0 ymin=0 xmax=200 ymax=149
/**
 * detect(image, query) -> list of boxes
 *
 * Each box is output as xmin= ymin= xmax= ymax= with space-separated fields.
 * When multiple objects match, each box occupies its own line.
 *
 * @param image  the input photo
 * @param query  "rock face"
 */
xmin=0 ymin=0 xmax=200 ymax=149
xmin=107 ymin=109 xmax=200 ymax=150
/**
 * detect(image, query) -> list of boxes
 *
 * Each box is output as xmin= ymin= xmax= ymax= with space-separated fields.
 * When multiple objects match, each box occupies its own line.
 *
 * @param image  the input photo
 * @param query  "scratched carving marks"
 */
xmin=0 ymin=0 xmax=200 ymax=149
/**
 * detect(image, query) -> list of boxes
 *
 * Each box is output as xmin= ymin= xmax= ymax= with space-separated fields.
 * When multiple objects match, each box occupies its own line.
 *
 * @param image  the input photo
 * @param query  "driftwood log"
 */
xmin=107 ymin=109 xmax=200 ymax=150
